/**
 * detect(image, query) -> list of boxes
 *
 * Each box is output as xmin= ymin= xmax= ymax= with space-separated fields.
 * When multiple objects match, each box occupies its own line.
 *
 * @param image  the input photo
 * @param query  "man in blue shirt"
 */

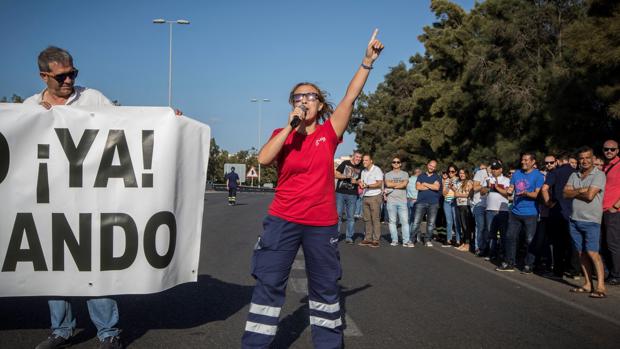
xmin=226 ymin=167 xmax=240 ymax=206
xmin=410 ymin=160 xmax=442 ymax=246
xmin=497 ymin=152 xmax=545 ymax=272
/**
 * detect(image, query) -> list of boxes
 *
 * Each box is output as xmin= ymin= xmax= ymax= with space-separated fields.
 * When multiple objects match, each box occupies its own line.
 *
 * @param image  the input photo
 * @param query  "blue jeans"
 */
xmin=387 ymin=201 xmax=411 ymax=243
xmin=407 ymin=199 xmax=418 ymax=241
xmin=472 ymin=204 xmax=487 ymax=252
xmin=410 ymin=203 xmax=439 ymax=243
xmin=443 ymin=200 xmax=459 ymax=242
xmin=336 ymin=192 xmax=357 ymax=240
xmin=49 ymin=298 xmax=119 ymax=341
xmin=355 ymin=195 xmax=363 ymax=216
xmin=504 ymin=213 xmax=538 ymax=267
xmin=486 ymin=210 xmax=509 ymax=258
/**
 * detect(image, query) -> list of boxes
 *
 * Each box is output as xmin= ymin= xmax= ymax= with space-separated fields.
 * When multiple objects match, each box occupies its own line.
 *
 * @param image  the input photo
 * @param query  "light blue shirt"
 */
xmin=406 ymin=175 xmax=418 ymax=200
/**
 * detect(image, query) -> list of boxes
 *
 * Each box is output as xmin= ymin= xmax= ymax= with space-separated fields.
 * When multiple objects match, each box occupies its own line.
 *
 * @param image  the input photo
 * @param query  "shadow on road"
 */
xmin=0 ymin=274 xmax=253 ymax=347
xmin=271 ymin=283 xmax=372 ymax=348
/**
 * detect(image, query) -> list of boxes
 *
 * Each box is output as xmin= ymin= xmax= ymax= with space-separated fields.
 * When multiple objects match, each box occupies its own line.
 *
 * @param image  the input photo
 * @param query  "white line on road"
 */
xmin=289 ymin=250 xmax=363 ymax=337
xmin=292 ymin=260 xmax=305 ymax=270
xmin=433 ymin=246 xmax=620 ymax=328
xmin=343 ymin=314 xmax=363 ymax=336
xmin=289 ymin=278 xmax=308 ymax=294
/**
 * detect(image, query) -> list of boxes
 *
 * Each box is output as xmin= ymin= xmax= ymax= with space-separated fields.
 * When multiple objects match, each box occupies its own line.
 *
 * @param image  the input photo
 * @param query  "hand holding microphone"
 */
xmin=289 ymin=105 xmax=307 ymax=128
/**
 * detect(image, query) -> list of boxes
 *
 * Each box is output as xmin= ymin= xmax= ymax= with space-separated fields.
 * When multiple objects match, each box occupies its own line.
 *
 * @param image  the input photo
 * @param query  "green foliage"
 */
xmin=353 ymin=0 xmax=619 ymax=170
xmin=207 ymin=138 xmax=278 ymax=185
xmin=1 ymin=94 xmax=24 ymax=103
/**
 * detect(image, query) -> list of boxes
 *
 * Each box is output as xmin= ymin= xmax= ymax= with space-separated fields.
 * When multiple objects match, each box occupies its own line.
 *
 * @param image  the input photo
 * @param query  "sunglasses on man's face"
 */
xmin=292 ymin=92 xmax=320 ymax=102
xmin=545 ymin=161 xmax=556 ymax=165
xmin=603 ymin=147 xmax=618 ymax=152
xmin=43 ymin=69 xmax=79 ymax=83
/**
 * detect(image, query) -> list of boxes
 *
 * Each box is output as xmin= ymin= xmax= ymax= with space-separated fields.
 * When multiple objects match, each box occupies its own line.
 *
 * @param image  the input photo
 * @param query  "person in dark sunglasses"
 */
xmin=24 ymin=46 xmax=112 ymax=109
xmin=24 ymin=47 xmax=123 ymax=349
xmin=242 ymin=30 xmax=383 ymax=349
xmin=602 ymin=139 xmax=620 ymax=286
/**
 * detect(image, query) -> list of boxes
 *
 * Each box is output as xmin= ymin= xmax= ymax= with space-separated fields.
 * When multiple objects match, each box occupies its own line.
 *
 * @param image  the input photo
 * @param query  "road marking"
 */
xmin=292 ymin=260 xmax=305 ymax=270
xmin=343 ymin=314 xmax=363 ymax=336
xmin=289 ymin=278 xmax=308 ymax=293
xmin=433 ymin=246 xmax=620 ymax=328
xmin=289 ymin=249 xmax=363 ymax=336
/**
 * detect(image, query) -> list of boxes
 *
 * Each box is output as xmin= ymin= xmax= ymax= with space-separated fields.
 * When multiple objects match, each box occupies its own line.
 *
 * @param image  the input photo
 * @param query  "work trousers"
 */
xmin=242 ymin=215 xmax=343 ymax=349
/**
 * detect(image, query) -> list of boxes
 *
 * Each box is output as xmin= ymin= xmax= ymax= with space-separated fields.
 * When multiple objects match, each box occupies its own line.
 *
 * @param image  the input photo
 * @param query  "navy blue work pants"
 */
xmin=242 ymin=215 xmax=343 ymax=349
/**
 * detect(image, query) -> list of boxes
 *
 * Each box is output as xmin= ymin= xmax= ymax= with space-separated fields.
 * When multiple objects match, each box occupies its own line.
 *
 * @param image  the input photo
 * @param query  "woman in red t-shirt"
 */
xmin=241 ymin=30 xmax=383 ymax=348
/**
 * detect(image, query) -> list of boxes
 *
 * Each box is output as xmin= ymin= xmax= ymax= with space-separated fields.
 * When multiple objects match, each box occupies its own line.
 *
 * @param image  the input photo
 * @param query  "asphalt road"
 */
xmin=1 ymin=192 xmax=620 ymax=348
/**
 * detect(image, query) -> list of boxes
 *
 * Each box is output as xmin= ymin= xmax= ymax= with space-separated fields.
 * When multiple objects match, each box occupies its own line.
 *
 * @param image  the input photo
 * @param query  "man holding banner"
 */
xmin=24 ymin=46 xmax=122 ymax=349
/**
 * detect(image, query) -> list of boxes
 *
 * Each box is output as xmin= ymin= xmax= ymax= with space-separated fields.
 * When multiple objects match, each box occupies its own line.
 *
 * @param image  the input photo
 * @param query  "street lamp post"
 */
xmin=250 ymin=98 xmax=270 ymax=187
xmin=153 ymin=18 xmax=190 ymax=107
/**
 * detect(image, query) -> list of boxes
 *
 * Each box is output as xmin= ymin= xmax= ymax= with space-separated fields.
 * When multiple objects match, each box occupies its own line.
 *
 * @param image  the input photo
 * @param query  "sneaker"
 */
xmin=98 ymin=336 xmax=122 ymax=349
xmin=35 ymin=335 xmax=69 ymax=349
xmin=521 ymin=266 xmax=533 ymax=274
xmin=345 ymin=238 xmax=354 ymax=244
xmin=390 ymin=241 xmax=399 ymax=247
xmin=370 ymin=241 xmax=380 ymax=248
xmin=425 ymin=241 xmax=433 ymax=247
xmin=358 ymin=240 xmax=372 ymax=247
xmin=403 ymin=242 xmax=415 ymax=248
xmin=441 ymin=242 xmax=451 ymax=248
xmin=495 ymin=263 xmax=515 ymax=272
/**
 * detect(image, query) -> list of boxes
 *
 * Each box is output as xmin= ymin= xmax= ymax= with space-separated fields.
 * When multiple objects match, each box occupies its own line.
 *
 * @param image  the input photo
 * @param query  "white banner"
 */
xmin=0 ymin=104 xmax=210 ymax=297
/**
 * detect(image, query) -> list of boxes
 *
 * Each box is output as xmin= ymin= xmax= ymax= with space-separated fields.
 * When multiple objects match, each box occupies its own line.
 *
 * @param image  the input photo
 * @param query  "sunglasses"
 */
xmin=603 ymin=147 xmax=618 ymax=152
xmin=545 ymin=161 xmax=556 ymax=164
xmin=392 ymin=161 xmax=401 ymax=164
xmin=43 ymin=69 xmax=79 ymax=83
xmin=292 ymin=92 xmax=320 ymax=102
xmin=449 ymin=170 xmax=456 ymax=173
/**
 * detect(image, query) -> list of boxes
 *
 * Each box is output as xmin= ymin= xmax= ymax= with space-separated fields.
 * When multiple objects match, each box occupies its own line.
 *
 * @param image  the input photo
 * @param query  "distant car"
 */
xmin=262 ymin=183 xmax=274 ymax=188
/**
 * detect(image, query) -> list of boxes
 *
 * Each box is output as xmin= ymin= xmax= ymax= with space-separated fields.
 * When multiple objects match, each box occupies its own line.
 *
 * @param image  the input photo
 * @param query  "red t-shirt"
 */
xmin=268 ymin=119 xmax=341 ymax=226
xmin=603 ymin=157 xmax=620 ymax=210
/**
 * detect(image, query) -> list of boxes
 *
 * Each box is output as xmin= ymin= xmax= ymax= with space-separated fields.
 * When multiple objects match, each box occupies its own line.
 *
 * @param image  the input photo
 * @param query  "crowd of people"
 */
xmin=335 ymin=142 xmax=620 ymax=299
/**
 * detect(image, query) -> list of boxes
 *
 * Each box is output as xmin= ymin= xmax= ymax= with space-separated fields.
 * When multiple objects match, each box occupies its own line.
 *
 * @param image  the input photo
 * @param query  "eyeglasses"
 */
xmin=449 ymin=170 xmax=456 ymax=173
xmin=292 ymin=92 xmax=320 ymax=102
xmin=43 ymin=69 xmax=79 ymax=83
xmin=392 ymin=161 xmax=401 ymax=164
xmin=545 ymin=161 xmax=556 ymax=164
xmin=603 ymin=147 xmax=618 ymax=152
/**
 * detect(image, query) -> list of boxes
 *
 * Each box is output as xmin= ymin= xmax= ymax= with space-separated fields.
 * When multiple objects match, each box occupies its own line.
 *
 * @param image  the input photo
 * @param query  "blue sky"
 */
xmin=1 ymin=0 xmax=475 ymax=157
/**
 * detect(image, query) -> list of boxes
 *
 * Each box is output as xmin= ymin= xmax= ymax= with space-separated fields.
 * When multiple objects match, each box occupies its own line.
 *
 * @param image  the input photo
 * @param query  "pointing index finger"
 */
xmin=368 ymin=28 xmax=379 ymax=44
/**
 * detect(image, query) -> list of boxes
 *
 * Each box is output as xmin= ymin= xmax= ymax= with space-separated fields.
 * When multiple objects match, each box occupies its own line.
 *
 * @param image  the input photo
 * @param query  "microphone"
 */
xmin=290 ymin=105 xmax=306 ymax=128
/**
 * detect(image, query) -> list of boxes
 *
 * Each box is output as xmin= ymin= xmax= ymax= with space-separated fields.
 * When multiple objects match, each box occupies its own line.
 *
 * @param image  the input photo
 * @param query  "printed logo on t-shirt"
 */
xmin=514 ymin=179 xmax=528 ymax=194
xmin=315 ymin=136 xmax=327 ymax=147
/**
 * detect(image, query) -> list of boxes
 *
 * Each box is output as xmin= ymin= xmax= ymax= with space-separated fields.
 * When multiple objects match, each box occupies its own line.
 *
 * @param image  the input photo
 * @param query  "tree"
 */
xmin=352 ymin=0 xmax=615 ymax=170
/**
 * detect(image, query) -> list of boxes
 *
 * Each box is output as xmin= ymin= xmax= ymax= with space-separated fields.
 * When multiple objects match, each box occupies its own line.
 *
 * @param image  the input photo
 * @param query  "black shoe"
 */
xmin=98 ymin=336 xmax=122 ymax=349
xmin=495 ymin=263 xmax=515 ymax=272
xmin=521 ymin=266 xmax=533 ymax=274
xmin=35 ymin=335 xmax=69 ymax=349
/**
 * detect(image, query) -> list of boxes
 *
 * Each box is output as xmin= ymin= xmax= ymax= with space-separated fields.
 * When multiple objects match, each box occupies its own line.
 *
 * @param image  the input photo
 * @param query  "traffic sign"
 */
xmin=247 ymin=166 xmax=258 ymax=178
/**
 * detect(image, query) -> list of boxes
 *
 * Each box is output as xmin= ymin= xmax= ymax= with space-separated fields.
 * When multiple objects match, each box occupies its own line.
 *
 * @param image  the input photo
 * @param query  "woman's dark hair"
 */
xmin=288 ymin=82 xmax=335 ymax=123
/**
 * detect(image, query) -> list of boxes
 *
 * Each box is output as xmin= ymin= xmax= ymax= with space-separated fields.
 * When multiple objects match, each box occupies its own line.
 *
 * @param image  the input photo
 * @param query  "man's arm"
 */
xmin=426 ymin=180 xmax=441 ymax=191
xmin=541 ymin=184 xmax=554 ymax=207
xmin=334 ymin=170 xmax=348 ymax=180
xmin=366 ymin=180 xmax=383 ymax=189
xmin=387 ymin=178 xmax=408 ymax=189
xmin=575 ymin=186 xmax=602 ymax=203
